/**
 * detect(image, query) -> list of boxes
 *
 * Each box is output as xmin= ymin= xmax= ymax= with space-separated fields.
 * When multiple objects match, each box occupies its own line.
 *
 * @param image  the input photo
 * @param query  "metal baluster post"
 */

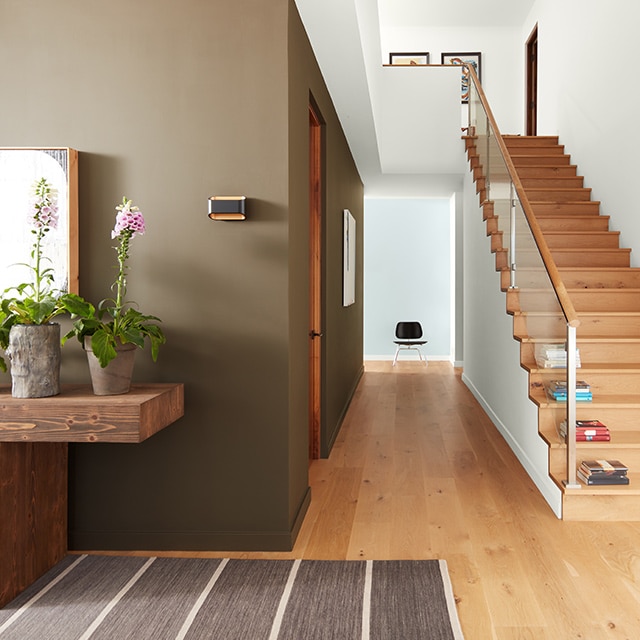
xmin=510 ymin=183 xmax=517 ymax=289
xmin=564 ymin=325 xmax=580 ymax=489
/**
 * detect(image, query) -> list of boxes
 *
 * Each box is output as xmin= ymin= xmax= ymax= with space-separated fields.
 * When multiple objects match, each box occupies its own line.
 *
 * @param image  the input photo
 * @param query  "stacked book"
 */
xmin=535 ymin=343 xmax=581 ymax=369
xmin=559 ymin=419 xmax=610 ymax=441
xmin=578 ymin=459 xmax=629 ymax=485
xmin=546 ymin=379 xmax=592 ymax=402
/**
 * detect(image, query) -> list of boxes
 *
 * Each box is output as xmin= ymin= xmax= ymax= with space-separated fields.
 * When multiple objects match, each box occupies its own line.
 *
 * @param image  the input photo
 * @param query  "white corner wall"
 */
xmin=462 ymin=171 xmax=562 ymax=517
xmin=524 ymin=0 xmax=640 ymax=265
xmin=380 ymin=25 xmax=525 ymax=134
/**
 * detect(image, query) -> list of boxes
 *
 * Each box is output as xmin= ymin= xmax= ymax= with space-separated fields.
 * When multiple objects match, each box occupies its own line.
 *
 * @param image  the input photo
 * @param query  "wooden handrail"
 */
xmin=466 ymin=65 xmax=580 ymax=329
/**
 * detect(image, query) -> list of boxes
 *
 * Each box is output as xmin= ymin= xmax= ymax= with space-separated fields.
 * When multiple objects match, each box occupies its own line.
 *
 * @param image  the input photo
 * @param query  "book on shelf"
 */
xmin=546 ymin=379 xmax=592 ymax=402
xmin=578 ymin=459 xmax=629 ymax=486
xmin=548 ymin=380 xmax=591 ymax=392
xmin=577 ymin=469 xmax=629 ymax=485
xmin=535 ymin=343 xmax=581 ymax=369
xmin=580 ymin=459 xmax=628 ymax=475
xmin=559 ymin=419 xmax=610 ymax=441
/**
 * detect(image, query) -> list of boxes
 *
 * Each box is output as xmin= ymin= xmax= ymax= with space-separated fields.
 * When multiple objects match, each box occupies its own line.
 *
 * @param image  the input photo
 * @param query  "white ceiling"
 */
xmin=378 ymin=0 xmax=535 ymax=28
xmin=294 ymin=0 xmax=535 ymax=197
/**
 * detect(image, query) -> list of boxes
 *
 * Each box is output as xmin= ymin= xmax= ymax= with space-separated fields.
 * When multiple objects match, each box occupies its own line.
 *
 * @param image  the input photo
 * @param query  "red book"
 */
xmin=576 ymin=420 xmax=608 ymax=429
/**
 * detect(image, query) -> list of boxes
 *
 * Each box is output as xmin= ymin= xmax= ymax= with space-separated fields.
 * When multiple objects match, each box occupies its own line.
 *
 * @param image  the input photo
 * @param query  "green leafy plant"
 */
xmin=63 ymin=196 xmax=165 ymax=368
xmin=0 ymin=178 xmax=88 ymax=372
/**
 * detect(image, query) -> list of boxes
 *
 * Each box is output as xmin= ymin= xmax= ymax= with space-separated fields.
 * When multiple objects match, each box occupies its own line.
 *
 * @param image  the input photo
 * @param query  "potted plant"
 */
xmin=0 ymin=177 xmax=89 ymax=397
xmin=63 ymin=196 xmax=165 ymax=395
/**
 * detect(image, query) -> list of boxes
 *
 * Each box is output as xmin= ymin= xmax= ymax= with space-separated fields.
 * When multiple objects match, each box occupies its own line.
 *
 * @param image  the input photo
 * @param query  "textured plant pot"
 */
xmin=7 ymin=323 xmax=61 ymax=398
xmin=84 ymin=337 xmax=137 ymax=395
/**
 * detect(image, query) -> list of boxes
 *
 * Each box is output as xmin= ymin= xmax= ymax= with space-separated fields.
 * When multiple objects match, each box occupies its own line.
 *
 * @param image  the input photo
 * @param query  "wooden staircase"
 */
xmin=466 ymin=134 xmax=640 ymax=521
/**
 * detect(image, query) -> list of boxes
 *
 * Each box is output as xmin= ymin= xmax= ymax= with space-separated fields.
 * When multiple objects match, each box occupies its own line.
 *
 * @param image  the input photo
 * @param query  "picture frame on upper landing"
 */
xmin=441 ymin=52 xmax=482 ymax=103
xmin=389 ymin=52 xmax=430 ymax=66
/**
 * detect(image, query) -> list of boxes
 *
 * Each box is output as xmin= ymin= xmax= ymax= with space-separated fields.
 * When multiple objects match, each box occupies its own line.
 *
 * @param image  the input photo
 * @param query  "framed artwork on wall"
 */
xmin=0 ymin=148 xmax=79 ymax=295
xmin=389 ymin=52 xmax=430 ymax=66
xmin=441 ymin=52 xmax=482 ymax=103
xmin=343 ymin=209 xmax=356 ymax=307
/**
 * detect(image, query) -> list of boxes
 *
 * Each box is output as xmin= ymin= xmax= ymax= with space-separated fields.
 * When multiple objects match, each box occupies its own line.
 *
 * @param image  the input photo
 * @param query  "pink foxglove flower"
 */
xmin=112 ymin=197 xmax=145 ymax=239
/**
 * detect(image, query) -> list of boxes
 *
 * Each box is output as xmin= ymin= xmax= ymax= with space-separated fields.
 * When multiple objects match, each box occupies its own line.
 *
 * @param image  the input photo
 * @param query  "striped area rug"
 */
xmin=0 ymin=556 xmax=464 ymax=639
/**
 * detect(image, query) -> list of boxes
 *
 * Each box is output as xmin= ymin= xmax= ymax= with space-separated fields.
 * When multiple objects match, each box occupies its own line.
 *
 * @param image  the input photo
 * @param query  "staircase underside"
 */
xmin=466 ymin=134 xmax=640 ymax=521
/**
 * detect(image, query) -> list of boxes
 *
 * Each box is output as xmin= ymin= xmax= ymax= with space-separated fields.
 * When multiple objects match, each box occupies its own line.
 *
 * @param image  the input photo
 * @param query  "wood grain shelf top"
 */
xmin=0 ymin=383 xmax=184 ymax=443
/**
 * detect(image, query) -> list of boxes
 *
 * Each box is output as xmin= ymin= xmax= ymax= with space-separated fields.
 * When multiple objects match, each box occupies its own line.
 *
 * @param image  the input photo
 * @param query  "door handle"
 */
xmin=309 ymin=330 xmax=323 ymax=339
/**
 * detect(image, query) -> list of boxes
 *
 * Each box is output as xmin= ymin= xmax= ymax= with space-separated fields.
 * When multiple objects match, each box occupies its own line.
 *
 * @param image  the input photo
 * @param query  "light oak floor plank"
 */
xmin=88 ymin=361 xmax=640 ymax=638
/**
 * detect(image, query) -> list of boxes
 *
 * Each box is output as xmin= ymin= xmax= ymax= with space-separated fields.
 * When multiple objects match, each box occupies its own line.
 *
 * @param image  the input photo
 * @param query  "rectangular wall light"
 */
xmin=208 ymin=196 xmax=246 ymax=220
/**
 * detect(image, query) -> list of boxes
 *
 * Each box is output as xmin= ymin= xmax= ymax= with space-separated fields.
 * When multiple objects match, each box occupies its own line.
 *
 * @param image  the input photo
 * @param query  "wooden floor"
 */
xmin=108 ymin=361 xmax=640 ymax=637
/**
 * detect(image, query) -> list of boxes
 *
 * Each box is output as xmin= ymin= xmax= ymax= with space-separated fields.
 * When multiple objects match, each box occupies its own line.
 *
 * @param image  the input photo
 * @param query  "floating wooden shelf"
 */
xmin=0 ymin=383 xmax=184 ymax=443
xmin=0 ymin=382 xmax=184 ymax=607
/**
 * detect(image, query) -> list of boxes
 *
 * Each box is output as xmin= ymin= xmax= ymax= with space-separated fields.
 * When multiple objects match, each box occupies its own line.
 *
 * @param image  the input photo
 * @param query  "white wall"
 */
xmin=364 ymin=197 xmax=452 ymax=359
xmin=380 ymin=25 xmax=525 ymax=134
xmin=462 ymin=172 xmax=562 ymax=516
xmin=524 ymin=0 xmax=640 ymax=265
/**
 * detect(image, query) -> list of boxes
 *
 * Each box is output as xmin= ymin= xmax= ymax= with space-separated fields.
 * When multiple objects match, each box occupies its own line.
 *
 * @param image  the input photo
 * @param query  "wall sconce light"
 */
xmin=208 ymin=196 xmax=246 ymax=221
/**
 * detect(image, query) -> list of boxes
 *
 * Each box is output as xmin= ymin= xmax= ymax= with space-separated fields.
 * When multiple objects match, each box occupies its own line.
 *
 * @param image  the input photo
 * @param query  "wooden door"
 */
xmin=308 ymin=103 xmax=323 ymax=460
xmin=526 ymin=25 xmax=538 ymax=136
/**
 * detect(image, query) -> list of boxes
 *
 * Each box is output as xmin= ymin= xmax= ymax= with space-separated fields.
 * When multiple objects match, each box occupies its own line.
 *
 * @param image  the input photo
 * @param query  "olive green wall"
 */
xmin=0 ymin=0 xmax=363 ymax=550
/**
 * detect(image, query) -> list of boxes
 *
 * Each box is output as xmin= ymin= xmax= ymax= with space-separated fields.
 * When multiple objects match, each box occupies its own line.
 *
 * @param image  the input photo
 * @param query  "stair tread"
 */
xmin=554 ymin=471 xmax=640 ymax=496
xmin=541 ymin=426 xmax=640 ymax=448
xmin=531 ymin=389 xmax=640 ymax=408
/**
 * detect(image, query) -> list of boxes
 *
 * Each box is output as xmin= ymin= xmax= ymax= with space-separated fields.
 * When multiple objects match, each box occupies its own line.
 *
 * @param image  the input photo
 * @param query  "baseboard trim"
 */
xmin=69 ymin=487 xmax=313 ymax=553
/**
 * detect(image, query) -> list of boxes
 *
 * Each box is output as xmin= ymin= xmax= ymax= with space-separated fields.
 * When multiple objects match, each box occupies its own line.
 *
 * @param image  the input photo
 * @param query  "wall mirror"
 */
xmin=0 ymin=148 xmax=78 ymax=295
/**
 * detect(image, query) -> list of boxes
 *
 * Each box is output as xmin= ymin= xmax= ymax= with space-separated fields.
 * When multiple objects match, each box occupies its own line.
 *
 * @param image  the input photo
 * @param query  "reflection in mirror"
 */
xmin=0 ymin=148 xmax=78 ymax=294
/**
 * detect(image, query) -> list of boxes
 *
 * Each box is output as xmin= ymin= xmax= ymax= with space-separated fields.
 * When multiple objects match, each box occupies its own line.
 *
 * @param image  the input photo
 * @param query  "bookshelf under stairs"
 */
xmin=466 ymin=134 xmax=640 ymax=521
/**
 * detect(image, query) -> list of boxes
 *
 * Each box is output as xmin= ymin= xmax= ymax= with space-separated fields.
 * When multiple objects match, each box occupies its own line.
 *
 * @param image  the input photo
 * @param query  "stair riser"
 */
xmin=548 ymin=250 xmax=630 ymax=268
xmin=508 ymin=146 xmax=565 ymax=155
xmin=513 ymin=291 xmax=640 ymax=313
xmin=531 ymin=370 xmax=640 ymax=394
xmin=512 ymin=155 xmax=572 ymax=166
xmin=543 ymin=233 xmax=620 ymax=249
xmin=504 ymin=135 xmax=560 ymax=147
xmin=511 ymin=250 xmax=631 ymax=268
xmin=531 ymin=202 xmax=601 ymax=214
xmin=520 ymin=177 xmax=585 ymax=188
xmin=521 ymin=341 xmax=640 ymax=365
xmin=525 ymin=189 xmax=593 ymax=202
xmin=536 ymin=217 xmax=610 ymax=232
xmin=562 ymin=496 xmax=640 ymax=521
xmin=559 ymin=268 xmax=640 ymax=288
xmin=549 ymin=450 xmax=640 ymax=477
xmin=513 ymin=313 xmax=640 ymax=339
xmin=516 ymin=166 xmax=578 ymax=178
xmin=538 ymin=408 xmax=640 ymax=434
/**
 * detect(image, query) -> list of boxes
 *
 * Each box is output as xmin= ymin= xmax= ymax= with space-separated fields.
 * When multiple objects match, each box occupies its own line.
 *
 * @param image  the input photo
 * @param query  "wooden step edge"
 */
xmin=514 ymin=309 xmax=640 ymax=317
xmin=530 ymin=392 xmax=640 ymax=409
xmin=529 ymin=200 xmax=601 ymax=204
xmin=541 ymin=231 xmax=620 ymax=238
xmin=548 ymin=247 xmax=631 ymax=253
xmin=526 ymin=362 xmax=640 ymax=373
xmin=551 ymin=471 xmax=640 ymax=496
xmin=535 ymin=213 xmax=608 ymax=218
xmin=539 ymin=426 xmax=640 ymax=449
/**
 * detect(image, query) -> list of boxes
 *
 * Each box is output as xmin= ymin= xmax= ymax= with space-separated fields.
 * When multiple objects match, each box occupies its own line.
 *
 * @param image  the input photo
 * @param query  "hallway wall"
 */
xmin=363 ymin=198 xmax=452 ymax=360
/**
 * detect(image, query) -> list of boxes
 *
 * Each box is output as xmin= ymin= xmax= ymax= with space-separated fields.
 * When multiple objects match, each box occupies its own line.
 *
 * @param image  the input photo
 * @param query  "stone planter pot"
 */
xmin=84 ymin=337 xmax=137 ymax=396
xmin=7 ymin=323 xmax=61 ymax=398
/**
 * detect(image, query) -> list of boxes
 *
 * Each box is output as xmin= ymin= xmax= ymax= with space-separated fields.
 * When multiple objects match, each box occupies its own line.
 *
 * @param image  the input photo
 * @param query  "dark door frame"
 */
xmin=526 ymin=24 xmax=538 ymax=136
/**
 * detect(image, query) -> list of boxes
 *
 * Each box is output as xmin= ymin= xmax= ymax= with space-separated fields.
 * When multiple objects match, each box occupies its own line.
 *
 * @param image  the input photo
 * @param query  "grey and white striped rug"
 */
xmin=0 ymin=556 xmax=464 ymax=639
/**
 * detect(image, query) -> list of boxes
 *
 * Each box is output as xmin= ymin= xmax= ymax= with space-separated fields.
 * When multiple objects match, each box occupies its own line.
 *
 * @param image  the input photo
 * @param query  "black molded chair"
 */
xmin=393 ymin=321 xmax=428 ymax=366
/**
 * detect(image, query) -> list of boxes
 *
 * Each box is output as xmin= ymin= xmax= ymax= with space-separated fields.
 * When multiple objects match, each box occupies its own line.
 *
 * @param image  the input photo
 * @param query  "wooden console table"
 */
xmin=0 ymin=383 xmax=184 ymax=607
